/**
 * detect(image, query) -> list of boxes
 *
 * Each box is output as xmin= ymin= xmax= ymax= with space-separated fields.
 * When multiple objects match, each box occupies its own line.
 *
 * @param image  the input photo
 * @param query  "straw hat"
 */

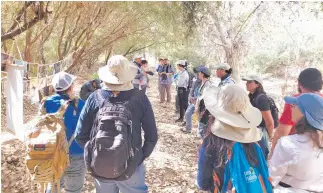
xmin=98 ymin=55 xmax=138 ymax=91
xmin=203 ymin=84 xmax=263 ymax=143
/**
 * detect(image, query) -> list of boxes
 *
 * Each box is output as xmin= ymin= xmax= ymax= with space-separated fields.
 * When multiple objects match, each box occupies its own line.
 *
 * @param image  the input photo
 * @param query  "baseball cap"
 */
xmin=214 ymin=63 xmax=231 ymax=70
xmin=52 ymin=72 xmax=77 ymax=92
xmin=198 ymin=66 xmax=210 ymax=76
xmin=242 ymin=75 xmax=264 ymax=85
xmin=284 ymin=93 xmax=323 ymax=130
xmin=176 ymin=60 xmax=186 ymax=67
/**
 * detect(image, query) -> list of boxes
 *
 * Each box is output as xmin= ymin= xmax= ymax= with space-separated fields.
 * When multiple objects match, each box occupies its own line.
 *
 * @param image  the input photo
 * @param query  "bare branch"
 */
xmin=6 ymin=2 xmax=34 ymax=33
xmin=1 ymin=14 xmax=48 ymax=41
xmin=233 ymin=2 xmax=263 ymax=41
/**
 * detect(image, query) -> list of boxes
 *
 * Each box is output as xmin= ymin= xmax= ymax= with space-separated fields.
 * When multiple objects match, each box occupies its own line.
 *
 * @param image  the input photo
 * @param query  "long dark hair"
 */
xmin=225 ymin=68 xmax=232 ymax=75
xmin=204 ymin=116 xmax=259 ymax=168
xmin=295 ymin=117 xmax=323 ymax=149
xmin=248 ymin=81 xmax=266 ymax=99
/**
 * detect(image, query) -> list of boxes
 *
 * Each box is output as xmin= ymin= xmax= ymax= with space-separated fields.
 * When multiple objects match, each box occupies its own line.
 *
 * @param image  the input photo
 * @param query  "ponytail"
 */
xmin=225 ymin=68 xmax=232 ymax=74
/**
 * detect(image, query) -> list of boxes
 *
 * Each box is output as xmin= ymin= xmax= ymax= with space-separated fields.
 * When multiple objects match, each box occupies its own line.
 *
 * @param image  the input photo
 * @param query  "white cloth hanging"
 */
xmin=6 ymin=60 xmax=25 ymax=141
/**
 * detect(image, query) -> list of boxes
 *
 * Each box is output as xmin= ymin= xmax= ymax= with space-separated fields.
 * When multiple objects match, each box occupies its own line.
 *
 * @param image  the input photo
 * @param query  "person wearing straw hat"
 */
xmin=197 ymin=84 xmax=272 ymax=192
xmin=45 ymin=72 xmax=86 ymax=193
xmin=269 ymin=93 xmax=323 ymax=193
xmin=75 ymin=55 xmax=158 ymax=193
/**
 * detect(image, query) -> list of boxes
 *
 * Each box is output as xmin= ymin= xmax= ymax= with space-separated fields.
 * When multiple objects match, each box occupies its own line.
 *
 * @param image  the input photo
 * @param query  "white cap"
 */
xmin=242 ymin=75 xmax=264 ymax=85
xmin=176 ymin=60 xmax=187 ymax=67
xmin=52 ymin=72 xmax=77 ymax=92
xmin=215 ymin=63 xmax=231 ymax=70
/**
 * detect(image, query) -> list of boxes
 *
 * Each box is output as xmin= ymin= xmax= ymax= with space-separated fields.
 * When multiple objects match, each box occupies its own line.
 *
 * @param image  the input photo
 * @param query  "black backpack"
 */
xmin=254 ymin=94 xmax=279 ymax=128
xmin=84 ymin=91 xmax=138 ymax=180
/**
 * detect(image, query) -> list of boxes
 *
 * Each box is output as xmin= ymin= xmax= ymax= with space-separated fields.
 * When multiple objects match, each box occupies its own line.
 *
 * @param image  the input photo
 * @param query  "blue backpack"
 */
xmin=213 ymin=143 xmax=273 ymax=193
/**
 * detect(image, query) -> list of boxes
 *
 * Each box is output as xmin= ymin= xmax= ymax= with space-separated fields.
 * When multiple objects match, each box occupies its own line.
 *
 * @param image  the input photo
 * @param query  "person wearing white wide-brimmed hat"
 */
xmin=197 ymin=84 xmax=272 ymax=192
xmin=75 ymin=55 xmax=158 ymax=193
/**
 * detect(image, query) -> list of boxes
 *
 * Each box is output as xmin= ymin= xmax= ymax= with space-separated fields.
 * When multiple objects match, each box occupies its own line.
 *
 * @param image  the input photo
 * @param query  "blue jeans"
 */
xmin=46 ymin=155 xmax=86 ymax=193
xmin=258 ymin=127 xmax=270 ymax=160
xmin=197 ymin=122 xmax=207 ymax=138
xmin=95 ymin=164 xmax=148 ymax=193
xmin=185 ymin=103 xmax=195 ymax=131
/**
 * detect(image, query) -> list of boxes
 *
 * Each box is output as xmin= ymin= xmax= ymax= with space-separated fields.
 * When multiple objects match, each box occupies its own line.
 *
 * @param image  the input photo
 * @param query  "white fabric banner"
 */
xmin=6 ymin=61 xmax=25 ymax=141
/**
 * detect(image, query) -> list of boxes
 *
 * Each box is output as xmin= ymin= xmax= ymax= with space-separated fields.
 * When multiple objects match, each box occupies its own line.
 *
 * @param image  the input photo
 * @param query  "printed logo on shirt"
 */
xmin=244 ymin=167 xmax=257 ymax=183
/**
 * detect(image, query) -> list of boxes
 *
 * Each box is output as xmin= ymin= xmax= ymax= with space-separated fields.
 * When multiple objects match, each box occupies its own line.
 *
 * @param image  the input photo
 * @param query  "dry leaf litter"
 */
xmin=1 ymin=75 xmax=205 ymax=193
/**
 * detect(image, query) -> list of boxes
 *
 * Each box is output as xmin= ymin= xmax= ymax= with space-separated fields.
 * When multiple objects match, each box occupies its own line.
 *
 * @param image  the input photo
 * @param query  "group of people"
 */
xmin=40 ymin=53 xmax=322 ymax=193
xmin=196 ymin=67 xmax=323 ymax=193
xmin=43 ymin=55 xmax=158 ymax=193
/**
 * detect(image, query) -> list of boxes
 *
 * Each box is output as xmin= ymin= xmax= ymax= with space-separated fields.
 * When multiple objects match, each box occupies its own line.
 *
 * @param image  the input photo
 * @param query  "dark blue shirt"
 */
xmin=75 ymin=89 xmax=158 ymax=162
xmin=44 ymin=94 xmax=85 ymax=155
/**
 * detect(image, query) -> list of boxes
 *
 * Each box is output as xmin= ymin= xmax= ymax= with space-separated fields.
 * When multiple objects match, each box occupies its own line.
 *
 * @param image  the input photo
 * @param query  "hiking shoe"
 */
xmin=181 ymin=122 xmax=186 ymax=126
xmin=181 ymin=128 xmax=191 ymax=134
xmin=175 ymin=118 xmax=183 ymax=123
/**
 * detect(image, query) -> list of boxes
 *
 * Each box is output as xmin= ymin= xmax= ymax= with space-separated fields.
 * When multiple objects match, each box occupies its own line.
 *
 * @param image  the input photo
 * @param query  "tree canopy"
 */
xmin=1 ymin=1 xmax=323 ymax=77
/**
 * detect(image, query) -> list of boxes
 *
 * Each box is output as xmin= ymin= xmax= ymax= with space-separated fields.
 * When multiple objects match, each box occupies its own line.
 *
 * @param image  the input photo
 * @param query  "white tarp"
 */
xmin=6 ymin=61 xmax=25 ymax=141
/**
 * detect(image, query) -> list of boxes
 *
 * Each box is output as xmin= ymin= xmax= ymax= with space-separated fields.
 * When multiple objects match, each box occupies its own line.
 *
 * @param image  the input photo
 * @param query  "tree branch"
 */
xmin=124 ymin=43 xmax=156 ymax=56
xmin=233 ymin=2 xmax=262 ymax=41
xmin=1 ymin=14 xmax=48 ymax=41
xmin=6 ymin=1 xmax=34 ymax=33
xmin=123 ymin=45 xmax=136 ymax=56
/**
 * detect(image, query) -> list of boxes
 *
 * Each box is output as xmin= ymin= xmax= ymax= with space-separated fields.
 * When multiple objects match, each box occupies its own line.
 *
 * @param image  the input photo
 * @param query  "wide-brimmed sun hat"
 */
xmin=284 ymin=93 xmax=323 ymax=131
xmin=203 ymin=84 xmax=263 ymax=143
xmin=98 ymin=55 xmax=138 ymax=91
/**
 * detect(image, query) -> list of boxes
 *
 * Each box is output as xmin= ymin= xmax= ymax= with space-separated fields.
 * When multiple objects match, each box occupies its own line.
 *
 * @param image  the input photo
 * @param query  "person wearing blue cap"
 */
xmin=269 ymin=93 xmax=323 ymax=192
xmin=271 ymin=68 xmax=323 ymax=157
xmin=180 ymin=66 xmax=203 ymax=133
xmin=194 ymin=66 xmax=212 ymax=138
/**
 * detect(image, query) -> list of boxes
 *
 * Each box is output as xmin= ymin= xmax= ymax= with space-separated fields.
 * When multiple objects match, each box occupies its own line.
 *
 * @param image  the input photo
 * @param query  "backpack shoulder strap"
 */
xmin=95 ymin=89 xmax=106 ymax=108
xmin=254 ymin=93 xmax=266 ymax=106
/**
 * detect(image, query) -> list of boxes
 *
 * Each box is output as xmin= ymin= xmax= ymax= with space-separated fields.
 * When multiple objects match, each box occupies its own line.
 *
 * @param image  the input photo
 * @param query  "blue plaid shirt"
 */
xmin=157 ymin=64 xmax=174 ymax=85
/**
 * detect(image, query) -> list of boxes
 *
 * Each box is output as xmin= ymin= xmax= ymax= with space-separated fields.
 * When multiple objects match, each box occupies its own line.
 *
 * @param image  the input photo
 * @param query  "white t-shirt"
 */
xmin=269 ymin=134 xmax=323 ymax=192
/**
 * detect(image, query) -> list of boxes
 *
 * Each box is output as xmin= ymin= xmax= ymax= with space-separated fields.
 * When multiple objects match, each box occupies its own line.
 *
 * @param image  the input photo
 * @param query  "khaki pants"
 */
xmin=158 ymin=83 xmax=171 ymax=102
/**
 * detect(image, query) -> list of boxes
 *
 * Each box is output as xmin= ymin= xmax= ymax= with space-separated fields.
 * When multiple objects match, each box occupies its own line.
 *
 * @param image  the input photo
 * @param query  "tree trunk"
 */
xmin=224 ymin=42 xmax=242 ymax=84
xmin=24 ymin=30 xmax=32 ymax=62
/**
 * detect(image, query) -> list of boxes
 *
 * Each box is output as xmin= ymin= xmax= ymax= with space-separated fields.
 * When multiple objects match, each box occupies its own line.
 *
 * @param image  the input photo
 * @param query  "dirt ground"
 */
xmin=1 ymin=75 xmax=205 ymax=193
